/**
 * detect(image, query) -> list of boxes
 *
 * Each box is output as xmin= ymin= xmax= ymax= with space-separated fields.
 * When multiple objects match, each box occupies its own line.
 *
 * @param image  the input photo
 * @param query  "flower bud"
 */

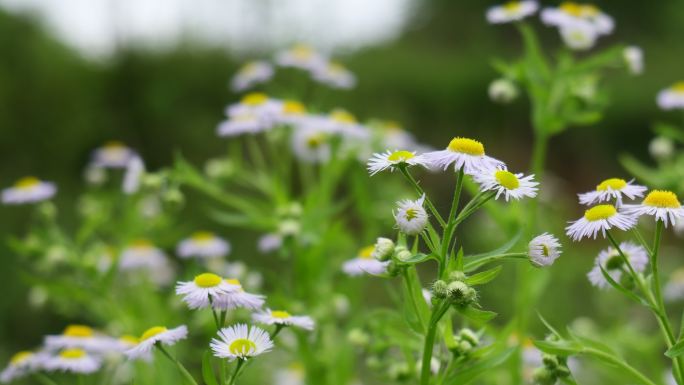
xmin=432 ymin=280 xmax=449 ymax=298
xmin=347 ymin=328 xmax=370 ymax=347
xmin=532 ymin=367 xmax=556 ymax=385
xmin=447 ymin=281 xmax=477 ymax=305
xmin=488 ymin=78 xmax=518 ymax=104
xmin=542 ymin=354 xmax=559 ymax=369
xmin=386 ymin=261 xmax=403 ymax=277
xmin=458 ymin=328 xmax=480 ymax=346
xmin=649 ymin=136 xmax=674 ymax=161
xmin=372 ymin=237 xmax=395 ymax=261
xmin=394 ymin=247 xmax=413 ymax=262
xmin=448 ymin=270 xmax=467 ymax=282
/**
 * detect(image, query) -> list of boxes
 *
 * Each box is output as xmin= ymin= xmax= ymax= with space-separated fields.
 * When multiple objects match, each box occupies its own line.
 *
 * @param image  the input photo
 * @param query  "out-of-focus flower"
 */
xmin=2 ymin=177 xmax=56 ymax=205
xmin=312 ymin=61 xmax=356 ymax=89
xmin=275 ymin=44 xmax=326 ymax=71
xmin=253 ymin=309 xmax=315 ymax=330
xmin=123 ymin=156 xmax=145 ymax=194
xmin=488 ymin=78 xmax=519 ymax=104
xmin=176 ymin=232 xmax=230 ymax=259
xmin=342 ymin=245 xmax=390 ymax=276
xmin=231 ymin=61 xmax=274 ymax=92
xmin=587 ymin=242 xmax=648 ymax=289
xmin=91 ymin=141 xmax=136 ymax=169
xmin=541 ymin=2 xmax=614 ymax=35
xmin=657 ymin=82 xmax=684 ymax=110
xmin=291 ymin=124 xmax=331 ymax=163
xmin=125 ymin=326 xmax=188 ymax=360
xmin=559 ymin=20 xmax=598 ymax=51
xmin=0 ymin=351 xmax=40 ymax=382
xmin=486 ymin=1 xmax=538 ymax=24
xmin=43 ymin=349 xmax=101 ymax=374
xmin=623 ymin=46 xmax=644 ymax=75
xmin=44 ymin=325 xmax=119 ymax=354
xmin=649 ymin=136 xmax=674 ymax=161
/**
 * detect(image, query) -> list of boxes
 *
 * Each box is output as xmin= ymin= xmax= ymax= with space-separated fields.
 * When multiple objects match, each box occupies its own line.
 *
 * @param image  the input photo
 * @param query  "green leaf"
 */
xmin=537 ymin=312 xmax=562 ymax=339
xmin=456 ymin=305 xmax=497 ymax=323
xmin=465 ymin=231 xmax=521 ymax=260
xmin=465 ymin=266 xmax=502 ymax=286
xmin=402 ymin=267 xmax=430 ymax=334
xmin=533 ymin=340 xmax=583 ymax=356
xmin=598 ymin=264 xmax=650 ymax=307
xmin=397 ymin=253 xmax=437 ymax=265
xmin=666 ymin=339 xmax=684 ymax=358
xmin=202 ymin=350 xmax=219 ymax=385
xmin=446 ymin=347 xmax=515 ymax=384
xmin=455 ymin=247 xmax=464 ymax=272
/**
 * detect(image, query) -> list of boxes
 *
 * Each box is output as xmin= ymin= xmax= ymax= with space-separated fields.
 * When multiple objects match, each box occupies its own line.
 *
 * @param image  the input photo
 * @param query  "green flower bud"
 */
xmin=432 ymin=280 xmax=449 ymax=298
xmin=458 ymin=328 xmax=480 ymax=346
xmin=532 ymin=367 xmax=557 ymax=385
xmin=387 ymin=261 xmax=403 ymax=277
xmin=542 ymin=354 xmax=559 ymax=369
xmin=555 ymin=365 xmax=571 ymax=378
xmin=347 ymin=328 xmax=370 ymax=347
xmin=448 ymin=271 xmax=467 ymax=282
xmin=448 ymin=281 xmax=477 ymax=305
xmin=373 ymin=238 xmax=396 ymax=261
xmin=488 ymin=78 xmax=518 ymax=104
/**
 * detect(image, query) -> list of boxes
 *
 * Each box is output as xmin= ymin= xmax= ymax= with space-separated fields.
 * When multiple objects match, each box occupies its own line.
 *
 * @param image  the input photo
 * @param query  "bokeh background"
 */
xmin=2 ymin=0 xmax=683 ymax=375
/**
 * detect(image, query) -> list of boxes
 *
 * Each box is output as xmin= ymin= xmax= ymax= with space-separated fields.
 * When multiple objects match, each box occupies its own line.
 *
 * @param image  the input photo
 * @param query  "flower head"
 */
xmin=541 ymin=2 xmax=614 ymax=35
xmin=176 ymin=232 xmax=231 ymax=259
xmin=212 ymin=279 xmax=265 ymax=311
xmin=275 ymin=44 xmax=326 ymax=71
xmin=657 ymin=82 xmax=684 ymax=110
xmin=291 ymin=123 xmax=331 ymax=164
xmin=367 ymin=150 xmax=430 ymax=176
xmin=587 ymin=242 xmax=648 ymax=289
xmin=527 ymin=233 xmax=562 ymax=267
xmin=623 ymin=46 xmax=644 ymax=75
xmin=125 ymin=325 xmax=188 ymax=360
xmin=91 ymin=141 xmax=136 ymax=168
xmin=0 ymin=351 xmax=40 ymax=382
xmin=44 ymin=324 xmax=119 ymax=353
xmin=253 ymin=309 xmax=315 ymax=330
xmin=231 ymin=61 xmax=275 ymax=92
xmin=210 ymin=324 xmax=273 ymax=361
xmin=312 ymin=61 xmax=356 ymax=89
xmin=622 ymin=190 xmax=684 ymax=227
xmin=394 ymin=194 xmax=429 ymax=235
xmin=342 ymin=245 xmax=390 ymax=276
xmin=566 ymin=204 xmax=636 ymax=241
xmin=559 ymin=20 xmax=598 ymax=51
xmin=2 ymin=176 xmax=57 ymax=205
xmin=175 ymin=273 xmax=239 ymax=309
xmin=486 ymin=1 xmax=538 ymax=24
xmin=474 ymin=167 xmax=538 ymax=201
xmin=43 ymin=349 xmax=101 ymax=374
xmin=577 ymin=178 xmax=647 ymax=206
xmin=423 ymin=137 xmax=504 ymax=175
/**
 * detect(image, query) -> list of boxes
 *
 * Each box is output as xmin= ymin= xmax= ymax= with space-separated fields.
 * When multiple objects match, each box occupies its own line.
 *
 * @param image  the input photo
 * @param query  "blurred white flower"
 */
xmin=253 ymin=309 xmax=315 ymax=330
xmin=176 ymin=232 xmax=230 ymax=259
xmin=43 ymin=349 xmax=101 ymax=374
xmin=312 ymin=61 xmax=356 ymax=89
xmin=275 ymin=44 xmax=327 ymax=71
xmin=657 ymin=82 xmax=684 ymax=110
xmin=559 ymin=20 xmax=598 ymax=51
xmin=577 ymin=178 xmax=646 ymax=207
xmin=587 ymin=242 xmax=648 ymax=289
xmin=486 ymin=1 xmax=538 ymax=24
xmin=2 ymin=177 xmax=56 ymax=205
xmin=231 ymin=61 xmax=274 ymax=92
xmin=125 ymin=326 xmax=188 ymax=360
xmin=623 ymin=46 xmax=644 ymax=75
xmin=91 ymin=141 xmax=136 ymax=169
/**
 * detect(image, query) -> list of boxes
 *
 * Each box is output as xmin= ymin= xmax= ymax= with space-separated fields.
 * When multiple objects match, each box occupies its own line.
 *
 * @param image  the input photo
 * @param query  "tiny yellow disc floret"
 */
xmin=225 ymin=278 xmax=242 ymax=286
xmin=504 ymin=1 xmax=522 ymax=11
xmin=271 ymin=310 xmax=292 ymax=319
xmin=330 ymin=109 xmax=357 ymax=124
xmin=643 ymin=190 xmax=681 ymax=208
xmin=194 ymin=273 xmax=223 ymax=288
xmin=359 ymin=245 xmax=375 ymax=259
xmin=241 ymin=92 xmax=269 ymax=106
xmin=596 ymin=178 xmax=627 ymax=191
xmin=388 ymin=150 xmax=415 ymax=163
xmin=64 ymin=325 xmax=94 ymax=338
xmin=191 ymin=231 xmax=215 ymax=242
xmin=60 ymin=349 xmax=86 ymax=359
xmin=495 ymin=170 xmax=520 ymax=190
xmin=673 ymin=82 xmax=684 ymax=93
xmin=10 ymin=351 xmax=33 ymax=365
xmin=140 ymin=326 xmax=167 ymax=341
xmin=229 ymin=338 xmax=256 ymax=355
xmin=584 ymin=204 xmax=617 ymax=221
xmin=283 ymin=100 xmax=306 ymax=115
xmin=447 ymin=137 xmax=485 ymax=156
xmin=15 ymin=176 xmax=40 ymax=189
xmin=104 ymin=140 xmax=126 ymax=149
xmin=292 ymin=44 xmax=313 ymax=58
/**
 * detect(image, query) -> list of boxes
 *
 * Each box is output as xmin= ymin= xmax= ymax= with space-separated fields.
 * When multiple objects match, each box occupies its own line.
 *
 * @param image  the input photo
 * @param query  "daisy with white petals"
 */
xmin=275 ymin=100 xmax=308 ymax=126
xmin=125 ymin=325 xmax=188 ymax=360
xmin=622 ymin=190 xmax=684 ymax=227
xmin=2 ymin=177 xmax=56 ymax=205
xmin=44 ymin=325 xmax=118 ymax=353
xmin=312 ymin=61 xmax=356 ymax=89
xmin=211 ymin=324 xmax=273 ymax=361
xmin=657 ymin=82 xmax=684 ymax=110
xmin=367 ymin=150 xmax=430 ymax=176
xmin=1 ymin=351 xmax=39 ymax=382
xmin=474 ymin=167 xmax=538 ymax=201
xmin=527 ymin=233 xmax=562 ymax=267
xmin=394 ymin=194 xmax=429 ymax=235
xmin=175 ymin=273 xmax=238 ymax=309
xmin=559 ymin=20 xmax=598 ymax=51
xmin=231 ymin=61 xmax=275 ymax=92
xmin=623 ymin=46 xmax=644 ymax=75
xmin=541 ymin=2 xmax=614 ymax=36
xmin=423 ymin=137 xmax=504 ymax=175
xmin=213 ymin=279 xmax=265 ymax=311
xmin=253 ymin=309 xmax=315 ymax=330
xmin=566 ymin=204 xmax=636 ymax=241
xmin=118 ymin=239 xmax=169 ymax=271
xmin=225 ymin=92 xmax=282 ymax=123
xmin=275 ymin=44 xmax=326 ymax=71
xmin=176 ymin=232 xmax=231 ymax=259
xmin=587 ymin=242 xmax=648 ymax=289
xmin=43 ymin=349 xmax=101 ymax=374
xmin=342 ymin=245 xmax=390 ymax=276
xmin=91 ymin=141 xmax=136 ymax=169
xmin=486 ymin=1 xmax=538 ymax=24
xmin=578 ymin=178 xmax=647 ymax=206
xmin=291 ymin=124 xmax=331 ymax=164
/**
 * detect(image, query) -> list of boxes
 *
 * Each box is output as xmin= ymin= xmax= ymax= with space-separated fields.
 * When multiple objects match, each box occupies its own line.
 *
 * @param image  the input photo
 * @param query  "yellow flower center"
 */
xmin=194 ymin=273 xmax=223 ymax=288
xmin=10 ymin=351 xmax=33 ymax=365
xmin=283 ymin=100 xmax=306 ymax=115
xmin=494 ymin=170 xmax=520 ymax=190
xmin=271 ymin=310 xmax=291 ymax=319
xmin=560 ymin=2 xmax=583 ymax=16
xmin=104 ymin=140 xmax=126 ymax=149
xmin=228 ymin=338 xmax=256 ymax=355
xmin=14 ymin=176 xmax=40 ymax=189
xmin=225 ymin=278 xmax=242 ymax=288
xmin=596 ymin=178 xmax=627 ymax=191
xmin=140 ymin=326 xmax=167 ymax=341
xmin=387 ymin=150 xmax=415 ymax=163
xmin=63 ymin=325 xmax=94 ymax=338
xmin=405 ymin=208 xmax=419 ymax=221
xmin=584 ymin=204 xmax=617 ymax=221
xmin=643 ymin=190 xmax=681 ymax=208
xmin=120 ymin=335 xmax=139 ymax=344
xmin=59 ymin=349 xmax=86 ymax=359
xmin=671 ymin=82 xmax=684 ymax=93
xmin=504 ymin=1 xmax=522 ymax=12
xmin=306 ymin=133 xmax=326 ymax=148
xmin=328 ymin=62 xmax=346 ymax=74
xmin=241 ymin=62 xmax=259 ymax=74
xmin=131 ymin=239 xmax=153 ymax=248
xmin=580 ymin=4 xmax=600 ymax=16
xmin=241 ymin=92 xmax=269 ymax=106
xmin=191 ymin=231 xmax=215 ymax=242
xmin=359 ymin=245 xmax=375 ymax=259
xmin=447 ymin=137 xmax=485 ymax=156
xmin=330 ymin=109 xmax=357 ymax=124
xmin=541 ymin=244 xmax=550 ymax=257
xmin=292 ymin=44 xmax=313 ymax=59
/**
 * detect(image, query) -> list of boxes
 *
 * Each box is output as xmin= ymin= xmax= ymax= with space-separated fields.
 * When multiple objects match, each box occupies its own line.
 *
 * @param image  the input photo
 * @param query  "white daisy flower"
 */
xmin=83 ymin=165 xmax=107 ymax=185
xmin=577 ymin=178 xmax=647 ymax=206
xmin=253 ymin=309 xmax=315 ymax=330
xmin=324 ymin=109 xmax=368 ymax=139
xmin=91 ymin=141 xmax=136 ymax=169
xmin=291 ymin=124 xmax=331 ymax=164
xmin=376 ymin=122 xmax=423 ymax=152
xmin=44 ymin=325 xmax=119 ymax=353
xmin=566 ymin=204 xmax=637 ymax=241
xmin=311 ymin=61 xmax=356 ymax=89
xmin=486 ymin=1 xmax=538 ymax=24
xmin=176 ymin=232 xmax=230 ymax=259
xmin=623 ymin=46 xmax=644 ymax=75
xmin=210 ymin=324 xmax=273 ymax=361
xmin=257 ymin=233 xmax=283 ymax=253
xmin=474 ymin=167 xmax=538 ymax=201
xmin=559 ymin=19 xmax=598 ymax=51
xmin=2 ymin=176 xmax=56 ymax=205
xmin=175 ymin=273 xmax=239 ymax=310
xmin=394 ymin=194 xmax=429 ymax=235
xmin=367 ymin=150 xmax=430 ymax=176
xmin=125 ymin=325 xmax=188 ymax=360
xmin=225 ymin=92 xmax=283 ymax=120
xmin=0 ymin=351 xmax=39 ymax=382
xmin=231 ymin=61 xmax=275 ymax=92
xmin=275 ymin=44 xmax=326 ymax=71
xmin=122 ymin=155 xmax=145 ymax=195
xmin=423 ymin=137 xmax=504 ymax=175
xmin=118 ymin=239 xmax=169 ymax=271
xmin=657 ymin=82 xmax=684 ymax=110
xmin=541 ymin=3 xmax=614 ymax=35
xmin=342 ymin=245 xmax=390 ymax=276
xmin=275 ymin=100 xmax=308 ymax=126
xmin=587 ymin=242 xmax=648 ymax=289
xmin=527 ymin=233 xmax=562 ymax=267
xmin=665 ymin=268 xmax=684 ymax=302
xmin=43 ymin=349 xmax=101 ymax=374
xmin=217 ymin=112 xmax=269 ymax=137
xmin=622 ymin=190 xmax=684 ymax=227
xmin=273 ymin=363 xmax=305 ymax=385
xmin=212 ymin=279 xmax=265 ymax=311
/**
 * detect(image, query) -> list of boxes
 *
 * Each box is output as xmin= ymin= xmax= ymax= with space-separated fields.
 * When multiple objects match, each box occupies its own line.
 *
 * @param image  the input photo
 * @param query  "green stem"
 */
xmin=156 ymin=344 xmax=199 ymax=385
xmin=463 ymin=252 xmax=528 ymax=272
xmin=33 ymin=374 xmax=60 ymax=385
xmin=583 ymin=348 xmax=658 ymax=385
xmin=229 ymin=359 xmax=245 ymax=385
xmin=399 ymin=167 xmax=446 ymax=228
xmin=271 ymin=324 xmax=285 ymax=339
xmin=420 ymin=301 xmax=450 ymax=385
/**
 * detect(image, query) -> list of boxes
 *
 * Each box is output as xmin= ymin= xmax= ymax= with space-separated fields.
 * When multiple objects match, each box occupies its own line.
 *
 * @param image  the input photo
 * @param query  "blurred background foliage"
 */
xmin=1 ymin=0 xmax=684 ymax=376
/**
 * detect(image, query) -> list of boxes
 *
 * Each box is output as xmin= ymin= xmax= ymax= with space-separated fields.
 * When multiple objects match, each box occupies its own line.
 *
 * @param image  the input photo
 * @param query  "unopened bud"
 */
xmin=373 ymin=238 xmax=395 ymax=261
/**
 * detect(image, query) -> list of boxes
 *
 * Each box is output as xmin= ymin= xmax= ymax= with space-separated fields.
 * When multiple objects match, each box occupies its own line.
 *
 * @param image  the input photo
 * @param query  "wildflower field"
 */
xmin=2 ymin=1 xmax=684 ymax=384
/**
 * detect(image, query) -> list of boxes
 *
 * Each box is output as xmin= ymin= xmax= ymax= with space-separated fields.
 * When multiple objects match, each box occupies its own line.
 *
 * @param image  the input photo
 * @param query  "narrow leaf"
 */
xmin=202 ymin=350 xmax=219 ymax=385
xmin=465 ymin=266 xmax=503 ymax=286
